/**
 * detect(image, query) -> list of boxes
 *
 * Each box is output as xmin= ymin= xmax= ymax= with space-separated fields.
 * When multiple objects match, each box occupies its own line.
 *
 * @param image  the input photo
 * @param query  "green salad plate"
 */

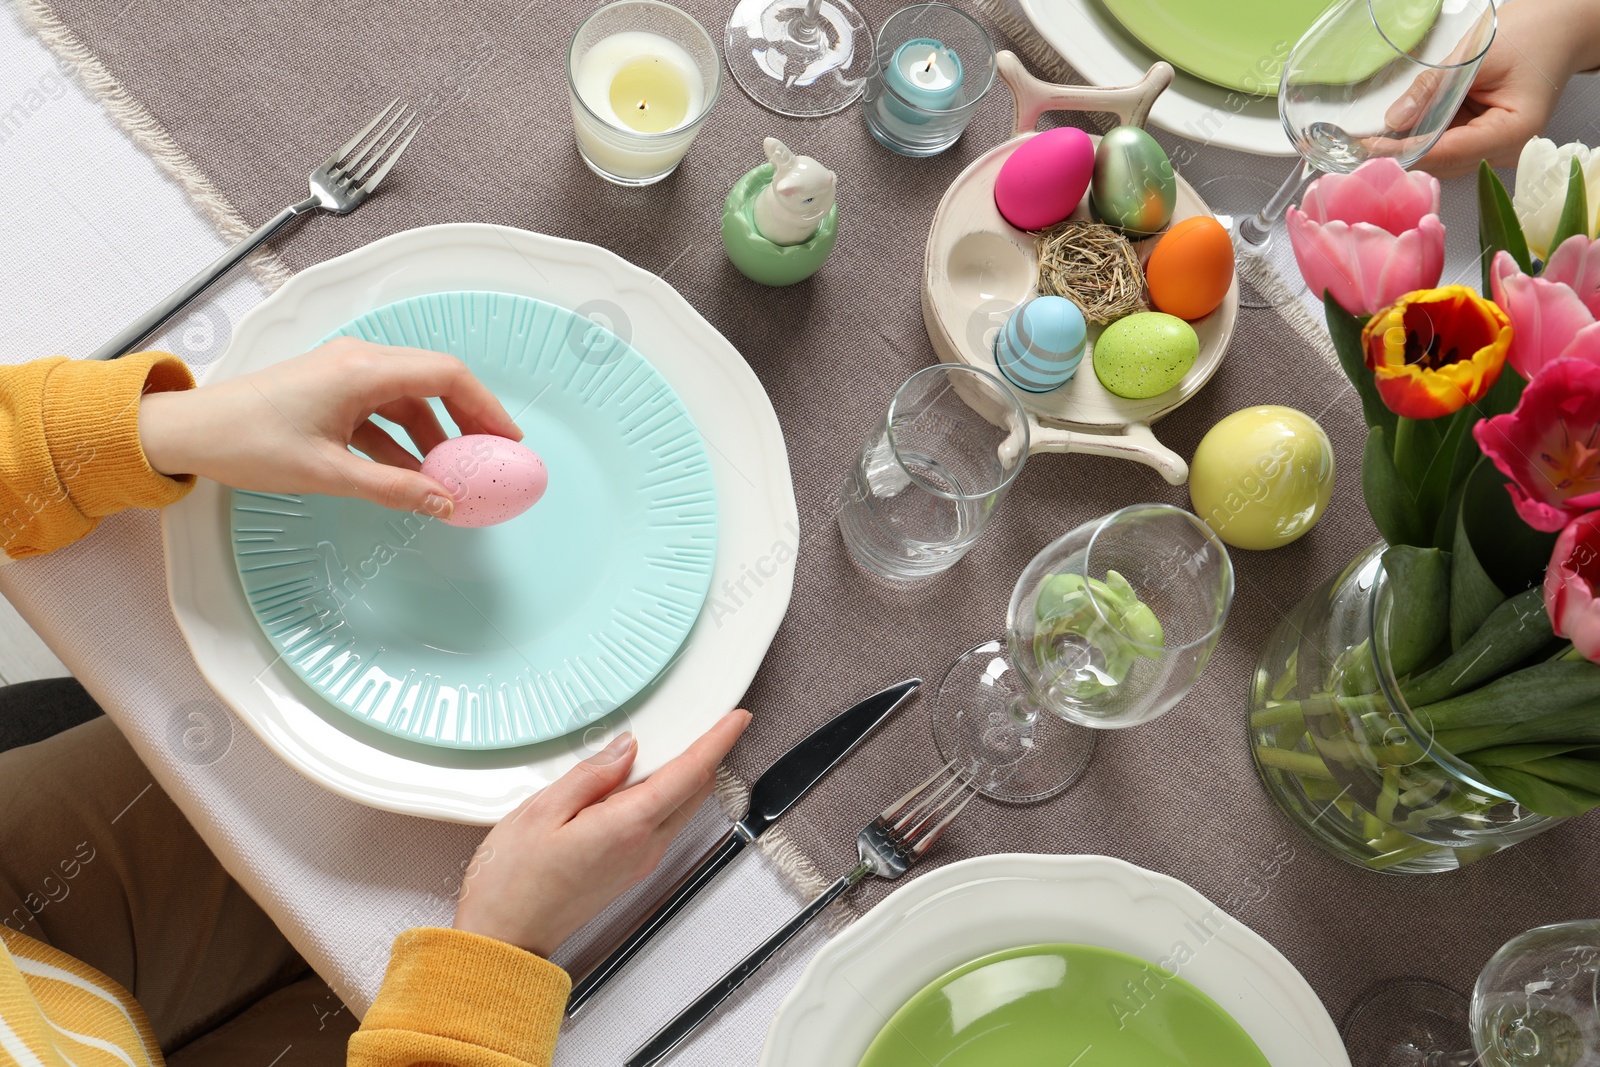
xmin=857 ymin=943 xmax=1271 ymax=1067
xmin=1096 ymin=0 xmax=1441 ymax=95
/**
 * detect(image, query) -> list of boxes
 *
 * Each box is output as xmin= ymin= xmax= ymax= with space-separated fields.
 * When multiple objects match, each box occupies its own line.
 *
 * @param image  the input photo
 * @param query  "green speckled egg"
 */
xmin=1093 ymin=312 xmax=1199 ymax=399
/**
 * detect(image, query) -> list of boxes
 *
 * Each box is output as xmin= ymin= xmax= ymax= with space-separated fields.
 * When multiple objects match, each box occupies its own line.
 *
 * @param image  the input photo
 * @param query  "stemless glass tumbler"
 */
xmin=933 ymin=504 xmax=1234 ymax=802
xmin=837 ymin=364 xmax=1028 ymax=581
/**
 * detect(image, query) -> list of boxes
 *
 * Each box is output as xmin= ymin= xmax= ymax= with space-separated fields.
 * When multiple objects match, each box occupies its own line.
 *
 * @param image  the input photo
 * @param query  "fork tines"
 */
xmin=328 ymin=99 xmax=420 ymax=194
xmin=881 ymin=760 xmax=975 ymax=858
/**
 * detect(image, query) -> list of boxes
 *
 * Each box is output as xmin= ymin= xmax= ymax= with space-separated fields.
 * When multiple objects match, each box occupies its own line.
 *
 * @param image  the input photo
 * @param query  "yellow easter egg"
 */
xmin=1189 ymin=406 xmax=1335 ymax=550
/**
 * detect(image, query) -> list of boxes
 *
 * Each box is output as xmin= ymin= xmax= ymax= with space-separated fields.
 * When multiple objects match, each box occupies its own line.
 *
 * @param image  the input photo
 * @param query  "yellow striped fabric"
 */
xmin=0 ymin=929 xmax=160 ymax=1067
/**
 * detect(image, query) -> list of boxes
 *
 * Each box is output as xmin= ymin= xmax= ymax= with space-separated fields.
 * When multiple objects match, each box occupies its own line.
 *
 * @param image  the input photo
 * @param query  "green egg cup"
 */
xmin=722 ymin=163 xmax=838 ymax=287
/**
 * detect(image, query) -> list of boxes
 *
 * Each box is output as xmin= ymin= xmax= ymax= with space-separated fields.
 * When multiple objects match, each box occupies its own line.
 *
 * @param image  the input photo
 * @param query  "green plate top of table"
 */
xmin=856 ymin=942 xmax=1271 ymax=1066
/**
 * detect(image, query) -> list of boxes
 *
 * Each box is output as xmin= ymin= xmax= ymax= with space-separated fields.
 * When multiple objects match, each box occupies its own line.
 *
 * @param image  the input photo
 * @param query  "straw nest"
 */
xmin=1035 ymin=221 xmax=1148 ymax=324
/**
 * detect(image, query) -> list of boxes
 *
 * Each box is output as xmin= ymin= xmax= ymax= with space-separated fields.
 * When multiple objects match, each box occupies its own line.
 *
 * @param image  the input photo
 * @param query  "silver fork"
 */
xmin=88 ymin=100 xmax=421 ymax=361
xmin=625 ymin=762 xmax=976 ymax=1067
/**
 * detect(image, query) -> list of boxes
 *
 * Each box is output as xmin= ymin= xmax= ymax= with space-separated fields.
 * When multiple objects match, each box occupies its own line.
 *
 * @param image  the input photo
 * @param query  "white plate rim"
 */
xmin=760 ymin=852 xmax=1351 ymax=1067
xmin=163 ymin=223 xmax=797 ymax=824
xmin=1015 ymin=0 xmax=1297 ymax=157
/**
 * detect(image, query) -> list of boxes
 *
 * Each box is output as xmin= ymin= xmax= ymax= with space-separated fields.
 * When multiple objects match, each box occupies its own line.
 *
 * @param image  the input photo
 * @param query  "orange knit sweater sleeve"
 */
xmin=349 ymin=928 xmax=570 ymax=1066
xmin=0 ymin=352 xmax=196 ymax=561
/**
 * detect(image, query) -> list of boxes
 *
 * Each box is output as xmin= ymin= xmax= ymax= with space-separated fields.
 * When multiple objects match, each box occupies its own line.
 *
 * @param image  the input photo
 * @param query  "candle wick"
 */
xmin=924 ymin=52 xmax=937 ymax=71
xmin=636 ymin=99 xmax=648 ymax=110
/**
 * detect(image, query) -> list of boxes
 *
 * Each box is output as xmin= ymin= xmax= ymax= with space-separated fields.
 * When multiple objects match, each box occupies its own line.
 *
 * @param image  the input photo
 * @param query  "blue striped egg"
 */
xmin=994 ymin=295 xmax=1086 ymax=393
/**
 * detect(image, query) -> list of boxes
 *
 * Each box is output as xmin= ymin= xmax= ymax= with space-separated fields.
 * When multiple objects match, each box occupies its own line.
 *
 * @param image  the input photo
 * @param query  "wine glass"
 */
xmin=1343 ymin=920 xmax=1600 ymax=1066
xmin=932 ymin=504 xmax=1234 ymax=803
xmin=724 ymin=0 xmax=872 ymax=117
xmin=1205 ymin=0 xmax=1496 ymax=309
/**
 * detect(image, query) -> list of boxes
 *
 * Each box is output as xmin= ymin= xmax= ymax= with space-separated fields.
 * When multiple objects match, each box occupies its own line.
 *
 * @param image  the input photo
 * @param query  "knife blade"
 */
xmin=564 ymin=677 xmax=921 ymax=1017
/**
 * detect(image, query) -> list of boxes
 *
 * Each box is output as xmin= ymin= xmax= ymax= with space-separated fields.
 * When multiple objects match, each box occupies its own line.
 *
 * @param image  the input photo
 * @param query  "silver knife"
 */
xmin=564 ymin=677 xmax=921 ymax=1017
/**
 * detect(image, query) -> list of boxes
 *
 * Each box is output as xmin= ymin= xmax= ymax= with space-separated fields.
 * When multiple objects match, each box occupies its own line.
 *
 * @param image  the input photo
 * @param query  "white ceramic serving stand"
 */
xmin=922 ymin=52 xmax=1239 ymax=486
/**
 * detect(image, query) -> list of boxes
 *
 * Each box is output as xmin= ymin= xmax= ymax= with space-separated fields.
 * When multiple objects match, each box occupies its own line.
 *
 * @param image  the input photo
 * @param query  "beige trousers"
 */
xmin=0 ymin=712 xmax=358 ymax=1064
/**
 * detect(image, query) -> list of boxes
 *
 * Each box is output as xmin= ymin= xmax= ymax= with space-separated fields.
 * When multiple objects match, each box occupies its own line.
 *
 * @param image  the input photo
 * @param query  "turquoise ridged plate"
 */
xmin=229 ymin=291 xmax=718 ymax=750
xmin=857 ymin=943 xmax=1271 ymax=1067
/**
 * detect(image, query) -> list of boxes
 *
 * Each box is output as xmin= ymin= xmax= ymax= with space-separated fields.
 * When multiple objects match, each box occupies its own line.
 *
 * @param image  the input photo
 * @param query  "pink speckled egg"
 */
xmin=421 ymin=434 xmax=548 ymax=528
xmin=994 ymin=127 xmax=1095 ymax=231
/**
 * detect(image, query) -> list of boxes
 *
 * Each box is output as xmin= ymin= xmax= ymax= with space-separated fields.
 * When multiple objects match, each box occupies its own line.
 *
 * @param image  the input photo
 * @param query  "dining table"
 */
xmin=4 ymin=0 xmax=1600 ymax=1062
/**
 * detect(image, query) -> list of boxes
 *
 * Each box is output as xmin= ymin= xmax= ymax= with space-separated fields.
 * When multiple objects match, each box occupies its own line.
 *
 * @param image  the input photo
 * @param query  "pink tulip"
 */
xmin=1475 ymin=357 xmax=1600 ymax=532
xmin=1546 ymin=511 xmax=1600 ymax=662
xmin=1286 ymin=158 xmax=1446 ymax=317
xmin=1491 ymin=238 xmax=1600 ymax=377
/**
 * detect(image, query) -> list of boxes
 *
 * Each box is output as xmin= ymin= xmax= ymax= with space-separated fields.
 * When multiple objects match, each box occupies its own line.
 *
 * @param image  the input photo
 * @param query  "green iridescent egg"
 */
xmin=1090 ymin=125 xmax=1177 ymax=237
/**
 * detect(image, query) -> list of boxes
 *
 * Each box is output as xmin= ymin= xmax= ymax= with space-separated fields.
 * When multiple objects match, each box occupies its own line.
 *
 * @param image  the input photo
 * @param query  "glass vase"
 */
xmin=1249 ymin=543 xmax=1563 ymax=875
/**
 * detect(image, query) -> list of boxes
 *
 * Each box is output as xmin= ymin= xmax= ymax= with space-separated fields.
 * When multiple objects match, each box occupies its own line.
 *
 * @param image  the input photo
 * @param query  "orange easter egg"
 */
xmin=1145 ymin=216 xmax=1234 ymax=321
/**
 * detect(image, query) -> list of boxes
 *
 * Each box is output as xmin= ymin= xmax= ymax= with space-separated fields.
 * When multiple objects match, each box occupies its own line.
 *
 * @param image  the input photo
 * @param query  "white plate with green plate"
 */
xmin=761 ymin=853 xmax=1349 ymax=1067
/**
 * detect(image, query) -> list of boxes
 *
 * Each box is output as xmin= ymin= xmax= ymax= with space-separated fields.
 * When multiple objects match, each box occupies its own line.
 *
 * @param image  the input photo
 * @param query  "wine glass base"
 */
xmin=1194 ymin=174 xmax=1306 ymax=311
xmin=1342 ymin=979 xmax=1472 ymax=1067
xmin=724 ymin=0 xmax=871 ymax=117
xmin=932 ymin=640 xmax=1097 ymax=805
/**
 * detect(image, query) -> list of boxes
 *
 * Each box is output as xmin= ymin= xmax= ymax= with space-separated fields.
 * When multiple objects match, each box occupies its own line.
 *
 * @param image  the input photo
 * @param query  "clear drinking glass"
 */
xmin=1343 ymin=920 xmax=1600 ymax=1066
xmin=723 ymin=0 xmax=872 ymax=117
xmin=1213 ymin=0 xmax=1495 ymax=308
xmin=933 ymin=504 xmax=1234 ymax=803
xmin=837 ymin=364 xmax=1028 ymax=581
xmin=861 ymin=4 xmax=998 ymax=157
xmin=568 ymin=0 xmax=722 ymax=186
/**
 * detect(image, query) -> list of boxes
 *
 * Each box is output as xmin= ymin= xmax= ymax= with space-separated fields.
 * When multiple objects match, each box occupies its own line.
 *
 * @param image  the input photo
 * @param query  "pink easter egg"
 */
xmin=420 ymin=434 xmax=548 ymax=528
xmin=993 ymin=127 xmax=1095 ymax=232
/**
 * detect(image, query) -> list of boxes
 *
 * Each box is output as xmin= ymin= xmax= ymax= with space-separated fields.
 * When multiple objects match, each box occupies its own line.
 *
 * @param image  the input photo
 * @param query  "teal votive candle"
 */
xmin=864 ymin=4 xmax=995 ymax=157
xmin=884 ymin=39 xmax=963 ymax=110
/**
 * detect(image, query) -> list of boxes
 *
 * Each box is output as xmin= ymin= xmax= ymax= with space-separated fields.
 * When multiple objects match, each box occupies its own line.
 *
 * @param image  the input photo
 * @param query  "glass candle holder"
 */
xmin=863 ymin=4 xmax=996 ymax=157
xmin=568 ymin=0 xmax=722 ymax=186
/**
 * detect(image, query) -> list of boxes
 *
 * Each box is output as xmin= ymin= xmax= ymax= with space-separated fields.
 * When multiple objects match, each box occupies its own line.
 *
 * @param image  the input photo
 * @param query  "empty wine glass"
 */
xmin=1207 ymin=0 xmax=1496 ymax=309
xmin=1343 ymin=920 xmax=1600 ymax=1066
xmin=724 ymin=0 xmax=872 ymax=117
xmin=932 ymin=504 xmax=1234 ymax=803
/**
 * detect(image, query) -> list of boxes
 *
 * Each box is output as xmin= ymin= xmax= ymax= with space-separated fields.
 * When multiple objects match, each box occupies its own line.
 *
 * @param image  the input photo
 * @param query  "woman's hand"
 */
xmin=452 ymin=709 xmax=751 ymax=959
xmin=1418 ymin=0 xmax=1597 ymax=179
xmin=138 ymin=338 xmax=521 ymax=518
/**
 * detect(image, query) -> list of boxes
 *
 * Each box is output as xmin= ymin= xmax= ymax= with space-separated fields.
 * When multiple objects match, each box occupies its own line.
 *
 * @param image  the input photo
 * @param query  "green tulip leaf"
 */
xmin=1406 ymin=408 xmax=1472 ymax=534
xmin=1364 ymin=426 xmax=1426 ymax=547
xmin=1475 ymin=765 xmax=1600 ymax=817
xmin=1449 ymin=488 xmax=1506 ymax=649
xmin=1549 ymin=155 xmax=1591 ymax=257
xmin=1478 ymin=160 xmax=1532 ymax=292
xmin=1381 ymin=545 xmax=1451 ymax=676
xmin=1460 ymin=455 xmax=1558 ymax=597
xmin=1324 ymin=295 xmax=1395 ymax=440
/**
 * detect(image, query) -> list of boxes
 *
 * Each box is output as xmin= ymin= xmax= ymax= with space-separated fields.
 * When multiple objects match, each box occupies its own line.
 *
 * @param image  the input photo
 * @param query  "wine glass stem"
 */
xmin=790 ymin=0 xmax=825 ymax=43
xmin=1237 ymin=158 xmax=1317 ymax=249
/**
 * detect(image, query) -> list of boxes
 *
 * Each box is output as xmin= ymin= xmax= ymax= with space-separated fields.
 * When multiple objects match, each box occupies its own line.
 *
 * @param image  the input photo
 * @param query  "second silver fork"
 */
xmin=625 ymin=762 xmax=976 ymax=1067
xmin=88 ymin=99 xmax=420 ymax=361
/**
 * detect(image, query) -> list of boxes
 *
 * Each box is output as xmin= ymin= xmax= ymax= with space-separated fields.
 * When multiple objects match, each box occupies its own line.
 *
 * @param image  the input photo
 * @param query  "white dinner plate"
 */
xmin=761 ymin=853 xmax=1350 ymax=1067
xmin=1016 ymin=0 xmax=1297 ymax=156
xmin=163 ymin=223 xmax=797 ymax=824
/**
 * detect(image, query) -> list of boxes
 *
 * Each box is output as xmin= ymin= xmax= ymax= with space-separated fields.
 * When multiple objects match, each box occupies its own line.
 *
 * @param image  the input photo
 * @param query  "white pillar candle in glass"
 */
xmin=568 ymin=1 xmax=721 ymax=186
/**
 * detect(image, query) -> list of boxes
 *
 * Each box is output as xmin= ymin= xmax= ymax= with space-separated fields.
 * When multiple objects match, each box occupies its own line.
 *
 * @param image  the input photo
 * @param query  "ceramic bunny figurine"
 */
xmin=750 ymin=137 xmax=837 ymax=247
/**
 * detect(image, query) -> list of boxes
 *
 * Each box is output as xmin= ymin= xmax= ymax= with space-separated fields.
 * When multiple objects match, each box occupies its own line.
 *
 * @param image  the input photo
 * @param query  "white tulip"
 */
xmin=1513 ymin=137 xmax=1600 ymax=260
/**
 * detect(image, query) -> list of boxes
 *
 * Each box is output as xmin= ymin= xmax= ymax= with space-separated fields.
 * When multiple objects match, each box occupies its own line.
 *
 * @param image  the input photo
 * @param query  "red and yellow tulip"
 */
xmin=1360 ymin=286 xmax=1512 ymax=419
